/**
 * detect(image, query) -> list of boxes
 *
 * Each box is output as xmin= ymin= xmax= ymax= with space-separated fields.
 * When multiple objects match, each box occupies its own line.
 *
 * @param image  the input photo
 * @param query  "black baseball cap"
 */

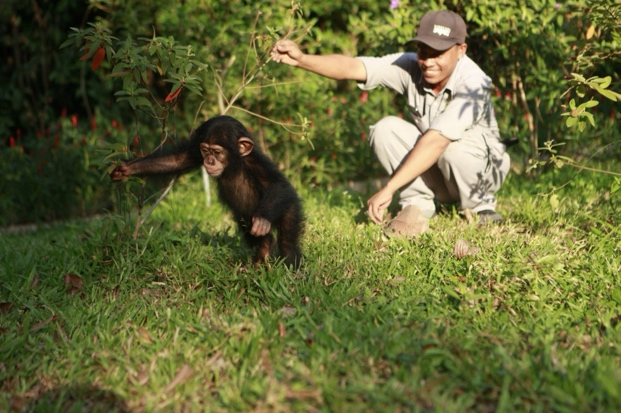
xmin=412 ymin=10 xmax=467 ymax=51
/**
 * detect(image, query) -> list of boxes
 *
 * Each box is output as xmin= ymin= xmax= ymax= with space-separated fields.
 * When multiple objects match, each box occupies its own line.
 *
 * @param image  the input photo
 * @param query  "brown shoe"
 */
xmin=384 ymin=205 xmax=430 ymax=238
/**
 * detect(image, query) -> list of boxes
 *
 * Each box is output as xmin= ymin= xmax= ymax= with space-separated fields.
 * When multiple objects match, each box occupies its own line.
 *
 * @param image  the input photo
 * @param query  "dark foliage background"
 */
xmin=1 ymin=0 xmax=619 ymax=226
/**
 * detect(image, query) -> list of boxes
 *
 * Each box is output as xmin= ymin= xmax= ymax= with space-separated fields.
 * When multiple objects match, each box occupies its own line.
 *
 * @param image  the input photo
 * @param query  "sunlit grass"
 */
xmin=1 ymin=168 xmax=620 ymax=412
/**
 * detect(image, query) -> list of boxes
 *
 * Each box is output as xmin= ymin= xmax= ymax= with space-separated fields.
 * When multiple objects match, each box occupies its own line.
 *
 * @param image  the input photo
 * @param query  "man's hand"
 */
xmin=367 ymin=186 xmax=396 ymax=225
xmin=271 ymin=40 xmax=304 ymax=67
xmin=366 ymin=130 xmax=451 ymax=225
xmin=251 ymin=216 xmax=272 ymax=237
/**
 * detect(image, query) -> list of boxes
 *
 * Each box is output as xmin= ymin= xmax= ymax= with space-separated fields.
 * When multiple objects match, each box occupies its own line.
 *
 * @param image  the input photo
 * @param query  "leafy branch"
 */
xmin=61 ymin=2 xmax=312 ymax=237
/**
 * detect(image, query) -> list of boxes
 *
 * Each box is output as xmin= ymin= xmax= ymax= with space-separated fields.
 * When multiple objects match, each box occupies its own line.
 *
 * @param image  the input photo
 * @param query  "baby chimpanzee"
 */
xmin=111 ymin=116 xmax=304 ymax=268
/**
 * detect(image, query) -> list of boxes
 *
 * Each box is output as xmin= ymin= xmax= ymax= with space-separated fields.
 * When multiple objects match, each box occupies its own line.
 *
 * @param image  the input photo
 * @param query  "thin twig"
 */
xmin=230 ymin=105 xmax=308 ymax=136
xmin=543 ymin=141 xmax=621 ymax=193
xmin=138 ymin=176 xmax=177 ymax=230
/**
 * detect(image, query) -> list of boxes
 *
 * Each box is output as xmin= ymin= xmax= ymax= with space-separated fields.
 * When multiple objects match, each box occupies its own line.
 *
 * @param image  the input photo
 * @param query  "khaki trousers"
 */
xmin=369 ymin=116 xmax=511 ymax=218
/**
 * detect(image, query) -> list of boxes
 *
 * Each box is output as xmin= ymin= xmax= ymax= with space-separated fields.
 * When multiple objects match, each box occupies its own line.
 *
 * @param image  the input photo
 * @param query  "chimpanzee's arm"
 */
xmin=111 ymin=141 xmax=202 ymax=180
xmin=126 ymin=151 xmax=198 ymax=175
xmin=248 ymin=157 xmax=300 ymax=224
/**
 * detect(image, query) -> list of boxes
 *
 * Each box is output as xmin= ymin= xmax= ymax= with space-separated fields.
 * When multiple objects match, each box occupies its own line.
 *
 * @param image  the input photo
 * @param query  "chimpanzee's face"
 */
xmin=200 ymin=143 xmax=228 ymax=177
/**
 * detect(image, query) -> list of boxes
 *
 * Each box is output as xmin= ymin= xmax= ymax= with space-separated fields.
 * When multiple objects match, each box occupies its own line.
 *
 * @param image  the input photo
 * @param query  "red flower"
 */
xmin=165 ymin=86 xmax=183 ymax=102
xmin=92 ymin=47 xmax=105 ymax=71
xmin=9 ymin=136 xmax=15 ymax=148
xmin=79 ymin=47 xmax=91 ymax=61
xmin=360 ymin=91 xmax=368 ymax=103
xmin=71 ymin=114 xmax=78 ymax=127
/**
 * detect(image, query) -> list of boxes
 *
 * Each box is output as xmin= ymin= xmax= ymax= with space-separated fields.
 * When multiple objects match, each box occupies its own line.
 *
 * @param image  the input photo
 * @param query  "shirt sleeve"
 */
xmin=356 ymin=53 xmax=419 ymax=95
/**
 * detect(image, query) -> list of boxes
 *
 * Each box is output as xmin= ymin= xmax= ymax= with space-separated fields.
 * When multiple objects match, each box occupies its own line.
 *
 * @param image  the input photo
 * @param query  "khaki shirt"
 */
xmin=357 ymin=53 xmax=502 ymax=151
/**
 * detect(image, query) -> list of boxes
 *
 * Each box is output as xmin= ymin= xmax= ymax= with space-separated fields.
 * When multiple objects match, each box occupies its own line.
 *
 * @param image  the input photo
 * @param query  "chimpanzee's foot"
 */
xmin=253 ymin=235 xmax=276 ymax=265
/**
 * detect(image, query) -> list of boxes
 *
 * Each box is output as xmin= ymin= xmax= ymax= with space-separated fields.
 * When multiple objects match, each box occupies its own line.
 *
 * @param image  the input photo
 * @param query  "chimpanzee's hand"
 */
xmin=251 ymin=216 xmax=271 ymax=237
xmin=271 ymin=40 xmax=304 ymax=67
xmin=110 ymin=164 xmax=130 ymax=181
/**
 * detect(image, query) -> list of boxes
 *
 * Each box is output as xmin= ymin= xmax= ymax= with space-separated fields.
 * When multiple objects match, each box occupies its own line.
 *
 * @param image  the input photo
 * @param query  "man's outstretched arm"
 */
xmin=271 ymin=39 xmax=367 ymax=82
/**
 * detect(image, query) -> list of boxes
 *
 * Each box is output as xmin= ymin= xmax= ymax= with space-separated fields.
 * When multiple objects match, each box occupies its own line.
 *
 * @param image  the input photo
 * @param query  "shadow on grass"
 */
xmin=11 ymin=384 xmax=132 ymax=413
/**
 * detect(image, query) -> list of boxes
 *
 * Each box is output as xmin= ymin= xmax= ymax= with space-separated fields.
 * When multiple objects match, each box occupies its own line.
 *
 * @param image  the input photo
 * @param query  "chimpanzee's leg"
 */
xmin=276 ymin=206 xmax=304 ymax=268
xmin=243 ymin=232 xmax=276 ymax=265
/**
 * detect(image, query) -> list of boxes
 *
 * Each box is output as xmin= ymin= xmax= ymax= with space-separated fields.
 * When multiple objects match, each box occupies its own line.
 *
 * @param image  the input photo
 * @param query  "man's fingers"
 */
xmin=271 ymin=40 xmax=288 ymax=59
xmin=367 ymin=203 xmax=383 ymax=225
xmin=271 ymin=40 xmax=301 ymax=66
xmin=373 ymin=208 xmax=383 ymax=225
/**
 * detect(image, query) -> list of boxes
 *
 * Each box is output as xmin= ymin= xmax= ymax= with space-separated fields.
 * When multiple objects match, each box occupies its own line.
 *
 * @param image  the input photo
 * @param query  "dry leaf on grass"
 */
xmin=453 ymin=239 xmax=481 ymax=259
xmin=30 ymin=277 xmax=40 ymax=289
xmin=278 ymin=306 xmax=297 ymax=317
xmin=129 ymin=364 xmax=150 ymax=386
xmin=64 ymin=273 xmax=84 ymax=295
xmin=164 ymin=364 xmax=193 ymax=393
xmin=136 ymin=327 xmax=154 ymax=344
xmin=31 ymin=315 xmax=57 ymax=332
xmin=140 ymin=288 xmax=164 ymax=297
xmin=63 ymin=273 xmax=83 ymax=289
xmin=0 ymin=302 xmax=14 ymax=314
xmin=388 ymin=276 xmax=405 ymax=286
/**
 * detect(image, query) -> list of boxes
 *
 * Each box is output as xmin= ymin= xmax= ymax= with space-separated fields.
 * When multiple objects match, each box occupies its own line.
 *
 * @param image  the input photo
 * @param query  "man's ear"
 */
xmin=458 ymin=43 xmax=468 ymax=59
xmin=237 ymin=137 xmax=254 ymax=157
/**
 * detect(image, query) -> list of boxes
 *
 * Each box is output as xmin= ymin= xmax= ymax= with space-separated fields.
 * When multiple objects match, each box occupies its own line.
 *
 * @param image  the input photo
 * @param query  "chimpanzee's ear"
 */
xmin=237 ymin=137 xmax=254 ymax=157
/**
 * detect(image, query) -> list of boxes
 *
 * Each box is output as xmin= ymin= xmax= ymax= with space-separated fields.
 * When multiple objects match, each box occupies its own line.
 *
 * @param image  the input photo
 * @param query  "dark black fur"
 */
xmin=111 ymin=115 xmax=304 ymax=268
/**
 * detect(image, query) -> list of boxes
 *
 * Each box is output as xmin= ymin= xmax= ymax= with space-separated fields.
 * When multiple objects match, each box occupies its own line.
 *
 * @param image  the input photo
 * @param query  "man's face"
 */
xmin=417 ymin=43 xmax=467 ymax=91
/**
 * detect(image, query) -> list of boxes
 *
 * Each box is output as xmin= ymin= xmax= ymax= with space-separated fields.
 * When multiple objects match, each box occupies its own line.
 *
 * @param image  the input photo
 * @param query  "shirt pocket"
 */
xmin=407 ymin=104 xmax=427 ymax=132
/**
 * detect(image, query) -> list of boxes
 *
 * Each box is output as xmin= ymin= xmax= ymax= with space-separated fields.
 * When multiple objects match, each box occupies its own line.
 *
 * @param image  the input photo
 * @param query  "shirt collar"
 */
xmin=420 ymin=56 xmax=465 ymax=97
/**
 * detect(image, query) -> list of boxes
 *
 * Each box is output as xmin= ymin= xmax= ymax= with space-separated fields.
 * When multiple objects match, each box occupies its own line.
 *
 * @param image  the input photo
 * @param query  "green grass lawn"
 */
xmin=1 ymin=168 xmax=620 ymax=412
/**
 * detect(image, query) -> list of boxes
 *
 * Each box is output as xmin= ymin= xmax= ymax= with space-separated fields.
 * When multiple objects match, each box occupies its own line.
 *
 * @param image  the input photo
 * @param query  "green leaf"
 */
xmin=583 ymin=111 xmax=595 ymax=127
xmin=578 ymin=120 xmax=586 ymax=132
xmin=570 ymin=73 xmax=586 ymax=82
xmin=591 ymin=76 xmax=612 ymax=88
xmin=594 ymin=87 xmax=620 ymax=102
xmin=611 ymin=178 xmax=621 ymax=195
xmin=549 ymin=194 xmax=560 ymax=210
xmin=578 ymin=100 xmax=599 ymax=109
xmin=133 ymin=96 xmax=153 ymax=108
xmin=576 ymin=85 xmax=586 ymax=98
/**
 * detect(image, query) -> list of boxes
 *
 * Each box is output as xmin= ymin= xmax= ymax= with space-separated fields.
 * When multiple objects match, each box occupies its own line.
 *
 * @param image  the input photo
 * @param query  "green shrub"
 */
xmin=1 ymin=0 xmax=619 ymax=224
